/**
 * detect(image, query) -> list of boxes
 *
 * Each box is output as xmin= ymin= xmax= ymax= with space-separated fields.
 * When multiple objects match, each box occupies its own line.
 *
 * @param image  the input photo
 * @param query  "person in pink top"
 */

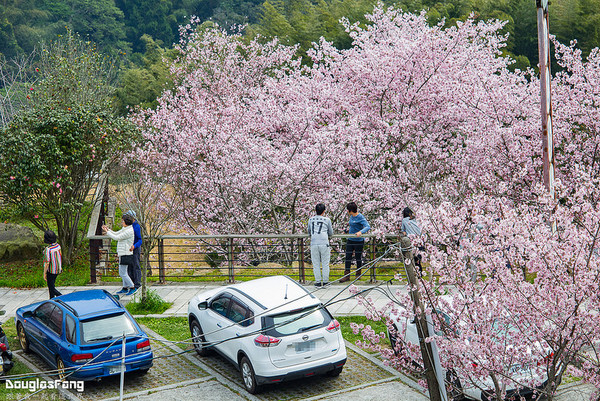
xmin=43 ymin=230 xmax=62 ymax=299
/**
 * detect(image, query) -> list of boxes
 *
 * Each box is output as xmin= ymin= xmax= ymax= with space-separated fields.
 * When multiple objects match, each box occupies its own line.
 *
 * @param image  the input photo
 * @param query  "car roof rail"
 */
xmin=102 ymin=289 xmax=122 ymax=306
xmin=54 ymin=299 xmax=79 ymax=317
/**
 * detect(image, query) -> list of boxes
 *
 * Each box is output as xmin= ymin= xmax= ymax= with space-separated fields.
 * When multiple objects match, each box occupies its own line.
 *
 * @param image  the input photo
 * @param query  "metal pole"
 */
xmin=298 ymin=237 xmax=305 ymax=284
xmin=537 ymin=0 xmax=555 ymax=199
xmin=158 ymin=239 xmax=165 ymax=284
xmin=370 ymin=241 xmax=377 ymax=282
xmin=228 ymin=237 xmax=235 ymax=283
xmin=119 ymin=334 xmax=126 ymax=401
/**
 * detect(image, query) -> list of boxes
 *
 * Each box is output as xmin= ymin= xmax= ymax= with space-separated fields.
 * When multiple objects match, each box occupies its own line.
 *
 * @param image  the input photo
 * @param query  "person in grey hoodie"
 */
xmin=308 ymin=203 xmax=333 ymax=287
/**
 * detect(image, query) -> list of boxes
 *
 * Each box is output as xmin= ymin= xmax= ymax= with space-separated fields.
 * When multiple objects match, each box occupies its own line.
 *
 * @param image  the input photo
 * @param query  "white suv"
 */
xmin=187 ymin=275 xmax=347 ymax=393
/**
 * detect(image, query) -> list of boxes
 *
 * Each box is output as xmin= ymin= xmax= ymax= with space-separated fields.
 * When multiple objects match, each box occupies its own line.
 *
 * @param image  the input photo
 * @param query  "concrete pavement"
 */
xmin=0 ymin=282 xmax=596 ymax=400
xmin=0 ymin=281 xmax=405 ymax=320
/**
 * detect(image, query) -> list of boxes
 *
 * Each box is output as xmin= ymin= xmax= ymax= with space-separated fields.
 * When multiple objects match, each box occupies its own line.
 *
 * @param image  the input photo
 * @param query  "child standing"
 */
xmin=43 ymin=230 xmax=62 ymax=299
xmin=308 ymin=203 xmax=333 ymax=287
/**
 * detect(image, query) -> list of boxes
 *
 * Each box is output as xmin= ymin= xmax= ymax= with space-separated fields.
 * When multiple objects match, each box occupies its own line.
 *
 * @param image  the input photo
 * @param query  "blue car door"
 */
xmin=44 ymin=305 xmax=64 ymax=367
xmin=26 ymin=303 xmax=55 ymax=359
xmin=28 ymin=303 xmax=63 ymax=366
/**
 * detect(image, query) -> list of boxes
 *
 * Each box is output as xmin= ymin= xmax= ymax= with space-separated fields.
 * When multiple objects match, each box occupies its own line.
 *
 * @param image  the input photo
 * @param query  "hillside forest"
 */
xmin=1 ymin=0 xmax=600 ymax=113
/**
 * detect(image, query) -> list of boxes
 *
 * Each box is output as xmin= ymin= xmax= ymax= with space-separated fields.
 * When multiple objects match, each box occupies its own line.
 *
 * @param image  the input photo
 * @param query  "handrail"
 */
xmin=87 ymin=232 xmax=404 ymax=284
xmin=87 ymin=233 xmax=397 ymax=240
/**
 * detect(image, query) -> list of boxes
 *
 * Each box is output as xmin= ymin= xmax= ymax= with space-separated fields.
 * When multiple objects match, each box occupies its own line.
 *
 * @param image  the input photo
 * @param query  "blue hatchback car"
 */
xmin=15 ymin=289 xmax=153 ymax=381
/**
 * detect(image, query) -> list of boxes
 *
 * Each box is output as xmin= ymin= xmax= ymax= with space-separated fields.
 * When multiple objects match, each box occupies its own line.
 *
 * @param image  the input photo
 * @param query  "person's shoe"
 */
xmin=116 ymin=288 xmax=128 ymax=294
xmin=314 ymin=282 xmax=322 ymax=287
xmin=339 ymin=275 xmax=350 ymax=283
xmin=126 ymin=288 xmax=138 ymax=296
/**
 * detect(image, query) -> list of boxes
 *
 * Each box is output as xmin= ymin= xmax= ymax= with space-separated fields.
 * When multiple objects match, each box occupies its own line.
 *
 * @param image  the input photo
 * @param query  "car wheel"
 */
xmin=388 ymin=324 xmax=402 ymax=356
xmin=240 ymin=356 xmax=261 ymax=394
xmin=190 ymin=320 xmax=210 ymax=356
xmin=17 ymin=323 xmax=29 ymax=353
xmin=327 ymin=367 xmax=343 ymax=377
xmin=446 ymin=369 xmax=463 ymax=400
xmin=56 ymin=357 xmax=66 ymax=381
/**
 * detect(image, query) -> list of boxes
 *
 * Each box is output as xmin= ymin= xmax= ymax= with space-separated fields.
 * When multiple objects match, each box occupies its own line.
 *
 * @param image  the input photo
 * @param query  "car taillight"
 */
xmin=254 ymin=334 xmax=281 ymax=347
xmin=71 ymin=353 xmax=93 ymax=363
xmin=326 ymin=319 xmax=340 ymax=332
xmin=137 ymin=339 xmax=151 ymax=352
xmin=538 ymin=351 xmax=554 ymax=366
xmin=0 ymin=343 xmax=7 ymax=352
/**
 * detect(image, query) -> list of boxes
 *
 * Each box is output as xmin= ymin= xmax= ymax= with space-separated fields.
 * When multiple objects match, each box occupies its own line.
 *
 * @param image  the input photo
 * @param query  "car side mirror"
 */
xmin=23 ymin=311 xmax=33 ymax=318
xmin=198 ymin=302 xmax=208 ymax=310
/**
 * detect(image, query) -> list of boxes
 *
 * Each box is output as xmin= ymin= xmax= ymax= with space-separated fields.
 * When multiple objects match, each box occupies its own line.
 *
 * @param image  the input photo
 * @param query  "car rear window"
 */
xmin=81 ymin=313 xmax=137 ymax=343
xmin=263 ymin=306 xmax=330 ymax=337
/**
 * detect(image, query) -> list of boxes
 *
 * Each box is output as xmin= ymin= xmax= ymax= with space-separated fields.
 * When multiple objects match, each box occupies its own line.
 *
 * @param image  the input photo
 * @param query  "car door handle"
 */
xmin=236 ymin=333 xmax=241 ymax=337
xmin=217 ymin=323 xmax=222 ymax=328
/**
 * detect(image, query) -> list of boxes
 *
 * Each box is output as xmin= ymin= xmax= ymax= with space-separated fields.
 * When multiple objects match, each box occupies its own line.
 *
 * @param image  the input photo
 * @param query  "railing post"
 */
xmin=158 ymin=238 xmax=165 ymax=284
xmin=228 ymin=237 xmax=235 ymax=283
xmin=89 ymin=240 xmax=98 ymax=284
xmin=370 ymin=240 xmax=377 ymax=283
xmin=299 ymin=237 xmax=305 ymax=284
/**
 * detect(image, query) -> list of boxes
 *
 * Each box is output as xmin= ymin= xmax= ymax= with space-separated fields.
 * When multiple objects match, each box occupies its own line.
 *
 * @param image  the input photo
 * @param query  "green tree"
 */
xmin=252 ymin=0 xmax=377 ymax=61
xmin=67 ymin=0 xmax=129 ymax=54
xmin=0 ymin=17 xmax=21 ymax=58
xmin=115 ymin=34 xmax=176 ymax=115
xmin=0 ymin=30 xmax=136 ymax=265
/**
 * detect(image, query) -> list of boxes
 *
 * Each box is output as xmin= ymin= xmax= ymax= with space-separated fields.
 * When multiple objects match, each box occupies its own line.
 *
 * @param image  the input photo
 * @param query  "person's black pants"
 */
xmin=47 ymin=273 xmax=62 ymax=299
xmin=127 ymin=247 xmax=142 ymax=288
xmin=345 ymin=241 xmax=364 ymax=275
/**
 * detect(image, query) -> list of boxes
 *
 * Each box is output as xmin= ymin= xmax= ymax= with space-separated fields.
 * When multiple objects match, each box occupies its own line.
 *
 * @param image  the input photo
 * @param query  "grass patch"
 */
xmin=136 ymin=316 xmax=190 ymax=350
xmin=0 ymin=253 xmax=89 ymax=288
xmin=135 ymin=315 xmax=390 ymax=354
xmin=336 ymin=315 xmax=391 ymax=351
xmin=126 ymin=289 xmax=172 ymax=315
xmin=0 ymin=318 xmax=61 ymax=399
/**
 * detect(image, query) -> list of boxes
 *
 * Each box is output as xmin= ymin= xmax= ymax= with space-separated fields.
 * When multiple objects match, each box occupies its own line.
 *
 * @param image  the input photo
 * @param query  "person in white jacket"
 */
xmin=102 ymin=214 xmax=136 ymax=295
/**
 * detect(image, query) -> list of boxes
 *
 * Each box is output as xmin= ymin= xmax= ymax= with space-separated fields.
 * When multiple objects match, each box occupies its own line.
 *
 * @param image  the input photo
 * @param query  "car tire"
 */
xmin=240 ymin=356 xmax=261 ymax=394
xmin=388 ymin=324 xmax=403 ymax=356
xmin=56 ymin=356 xmax=66 ymax=381
xmin=446 ymin=369 xmax=463 ymax=401
xmin=17 ymin=323 xmax=30 ymax=353
xmin=190 ymin=320 xmax=210 ymax=356
xmin=327 ymin=367 xmax=343 ymax=377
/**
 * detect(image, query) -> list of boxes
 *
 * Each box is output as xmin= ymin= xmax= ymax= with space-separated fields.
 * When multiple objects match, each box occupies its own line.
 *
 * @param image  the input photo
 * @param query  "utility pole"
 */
xmin=400 ymin=235 xmax=446 ymax=401
xmin=536 ymin=0 xmax=555 ymax=198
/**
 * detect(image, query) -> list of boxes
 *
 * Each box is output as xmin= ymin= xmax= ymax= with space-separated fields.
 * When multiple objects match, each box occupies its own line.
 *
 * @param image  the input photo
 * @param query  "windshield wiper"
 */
xmin=88 ymin=335 xmax=113 ymax=342
xmin=300 ymin=324 xmax=321 ymax=332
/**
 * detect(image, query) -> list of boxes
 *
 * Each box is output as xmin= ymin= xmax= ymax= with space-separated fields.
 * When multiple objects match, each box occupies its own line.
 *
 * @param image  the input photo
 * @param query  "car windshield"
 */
xmin=264 ymin=306 xmax=330 ymax=337
xmin=81 ymin=313 xmax=137 ymax=343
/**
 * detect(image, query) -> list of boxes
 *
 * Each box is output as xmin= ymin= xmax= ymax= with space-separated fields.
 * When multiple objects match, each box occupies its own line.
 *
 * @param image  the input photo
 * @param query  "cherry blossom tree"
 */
xmin=349 ymin=25 xmax=600 ymax=401
xmin=130 ymin=6 xmax=600 ymax=399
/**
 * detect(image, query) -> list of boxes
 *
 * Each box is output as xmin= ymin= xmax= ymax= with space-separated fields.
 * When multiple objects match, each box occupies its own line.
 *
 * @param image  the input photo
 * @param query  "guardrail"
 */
xmin=88 ymin=233 xmax=405 ymax=284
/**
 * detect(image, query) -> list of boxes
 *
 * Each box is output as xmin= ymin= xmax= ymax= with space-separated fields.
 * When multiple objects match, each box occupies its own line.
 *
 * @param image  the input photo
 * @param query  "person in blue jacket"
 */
xmin=341 ymin=202 xmax=371 ymax=282
xmin=125 ymin=210 xmax=142 ymax=293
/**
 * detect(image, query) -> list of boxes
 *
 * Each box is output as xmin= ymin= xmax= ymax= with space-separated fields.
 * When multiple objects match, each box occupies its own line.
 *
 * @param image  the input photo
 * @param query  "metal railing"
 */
xmin=87 ymin=233 xmax=406 ymax=284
